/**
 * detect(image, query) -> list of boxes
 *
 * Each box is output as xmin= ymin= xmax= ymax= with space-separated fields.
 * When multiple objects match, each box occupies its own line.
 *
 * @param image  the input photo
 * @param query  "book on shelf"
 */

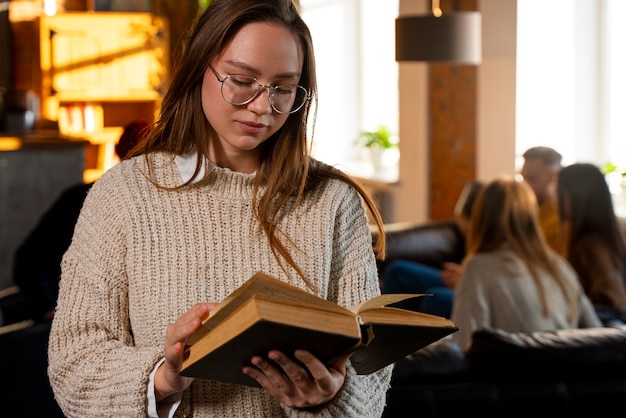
xmin=180 ymin=271 xmax=457 ymax=387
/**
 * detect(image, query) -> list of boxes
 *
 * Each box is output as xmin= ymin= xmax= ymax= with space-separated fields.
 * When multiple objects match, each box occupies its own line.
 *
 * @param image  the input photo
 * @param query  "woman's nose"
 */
xmin=246 ymin=87 xmax=273 ymax=114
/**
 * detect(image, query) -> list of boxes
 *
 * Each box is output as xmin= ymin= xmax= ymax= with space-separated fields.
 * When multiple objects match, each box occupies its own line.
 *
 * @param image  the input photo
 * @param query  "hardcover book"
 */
xmin=180 ymin=271 xmax=457 ymax=387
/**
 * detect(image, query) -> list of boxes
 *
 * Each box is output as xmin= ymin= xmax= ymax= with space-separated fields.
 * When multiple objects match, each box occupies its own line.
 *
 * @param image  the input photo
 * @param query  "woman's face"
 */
xmin=201 ymin=22 xmax=304 ymax=171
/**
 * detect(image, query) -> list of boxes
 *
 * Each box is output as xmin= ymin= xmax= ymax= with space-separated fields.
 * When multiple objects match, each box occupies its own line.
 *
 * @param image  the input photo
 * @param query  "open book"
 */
xmin=180 ymin=271 xmax=457 ymax=387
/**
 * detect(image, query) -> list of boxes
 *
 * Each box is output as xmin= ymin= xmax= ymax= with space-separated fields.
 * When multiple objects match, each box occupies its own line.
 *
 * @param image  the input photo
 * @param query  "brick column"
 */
xmin=428 ymin=0 xmax=478 ymax=220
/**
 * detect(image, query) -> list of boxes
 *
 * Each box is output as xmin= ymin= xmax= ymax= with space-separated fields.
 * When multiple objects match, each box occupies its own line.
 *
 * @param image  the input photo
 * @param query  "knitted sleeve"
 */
xmin=47 ymin=171 xmax=164 ymax=417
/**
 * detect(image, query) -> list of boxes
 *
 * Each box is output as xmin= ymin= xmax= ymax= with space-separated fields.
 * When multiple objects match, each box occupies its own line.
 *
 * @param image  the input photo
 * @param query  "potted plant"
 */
xmin=356 ymin=125 xmax=398 ymax=149
xmin=356 ymin=125 xmax=399 ymax=173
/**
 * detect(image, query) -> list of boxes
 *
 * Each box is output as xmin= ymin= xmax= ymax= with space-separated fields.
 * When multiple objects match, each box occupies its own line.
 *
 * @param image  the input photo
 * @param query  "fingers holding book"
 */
xmin=155 ymin=302 xmax=216 ymax=401
xmin=242 ymin=349 xmax=349 ymax=409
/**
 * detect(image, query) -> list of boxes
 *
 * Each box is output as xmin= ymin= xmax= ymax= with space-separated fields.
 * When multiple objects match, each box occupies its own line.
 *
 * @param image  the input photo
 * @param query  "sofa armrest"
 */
xmin=391 ymin=338 xmax=469 ymax=384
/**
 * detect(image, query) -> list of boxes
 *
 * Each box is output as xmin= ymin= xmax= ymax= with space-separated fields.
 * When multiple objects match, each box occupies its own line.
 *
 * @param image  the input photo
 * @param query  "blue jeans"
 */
xmin=381 ymin=259 xmax=454 ymax=318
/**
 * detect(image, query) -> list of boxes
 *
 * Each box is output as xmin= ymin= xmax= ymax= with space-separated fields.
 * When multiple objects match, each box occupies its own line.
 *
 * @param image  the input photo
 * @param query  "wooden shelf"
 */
xmin=12 ymin=12 xmax=169 ymax=181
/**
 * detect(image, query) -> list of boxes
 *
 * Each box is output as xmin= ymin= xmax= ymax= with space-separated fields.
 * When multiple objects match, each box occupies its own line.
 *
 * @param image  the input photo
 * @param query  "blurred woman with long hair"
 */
xmin=451 ymin=176 xmax=600 ymax=350
xmin=558 ymin=163 xmax=626 ymax=321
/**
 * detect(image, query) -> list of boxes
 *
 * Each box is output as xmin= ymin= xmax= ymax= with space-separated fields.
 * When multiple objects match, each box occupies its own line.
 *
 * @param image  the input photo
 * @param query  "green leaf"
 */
xmin=355 ymin=125 xmax=398 ymax=149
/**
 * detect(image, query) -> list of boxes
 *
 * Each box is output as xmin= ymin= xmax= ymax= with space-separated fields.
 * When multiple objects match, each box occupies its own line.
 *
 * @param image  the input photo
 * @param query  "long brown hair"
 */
xmin=465 ymin=176 xmax=578 ymax=319
xmin=128 ymin=0 xmax=385 ymax=286
xmin=558 ymin=163 xmax=626 ymax=267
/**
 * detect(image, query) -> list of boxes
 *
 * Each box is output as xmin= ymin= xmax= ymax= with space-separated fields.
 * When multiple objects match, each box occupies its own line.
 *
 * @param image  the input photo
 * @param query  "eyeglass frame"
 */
xmin=208 ymin=65 xmax=311 ymax=115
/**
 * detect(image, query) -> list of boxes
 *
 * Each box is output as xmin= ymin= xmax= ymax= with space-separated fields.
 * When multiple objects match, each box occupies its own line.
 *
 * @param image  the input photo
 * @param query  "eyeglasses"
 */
xmin=209 ymin=66 xmax=310 ymax=114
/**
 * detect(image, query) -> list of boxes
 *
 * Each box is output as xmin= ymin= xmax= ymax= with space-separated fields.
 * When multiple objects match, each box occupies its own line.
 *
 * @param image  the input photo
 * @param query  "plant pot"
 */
xmin=369 ymin=147 xmax=399 ymax=178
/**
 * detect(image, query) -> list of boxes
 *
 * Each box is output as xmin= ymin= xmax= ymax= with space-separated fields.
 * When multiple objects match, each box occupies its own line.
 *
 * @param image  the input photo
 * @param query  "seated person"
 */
xmin=5 ymin=120 xmax=149 ymax=323
xmin=450 ymin=176 xmax=601 ymax=350
xmin=521 ymin=146 xmax=564 ymax=254
xmin=557 ymin=162 xmax=626 ymax=324
xmin=11 ymin=182 xmax=93 ymax=322
xmin=381 ymin=181 xmax=483 ymax=318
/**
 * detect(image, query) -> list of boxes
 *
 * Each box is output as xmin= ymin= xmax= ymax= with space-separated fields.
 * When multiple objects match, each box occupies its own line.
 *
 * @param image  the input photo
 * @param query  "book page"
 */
xmin=186 ymin=272 xmax=351 ymax=345
xmin=350 ymin=293 xmax=425 ymax=314
xmin=357 ymin=306 xmax=456 ymax=328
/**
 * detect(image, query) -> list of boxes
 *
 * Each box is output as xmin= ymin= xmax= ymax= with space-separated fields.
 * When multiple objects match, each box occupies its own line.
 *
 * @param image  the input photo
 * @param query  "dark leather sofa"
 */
xmin=373 ymin=219 xmax=466 ymax=276
xmin=377 ymin=220 xmax=626 ymax=418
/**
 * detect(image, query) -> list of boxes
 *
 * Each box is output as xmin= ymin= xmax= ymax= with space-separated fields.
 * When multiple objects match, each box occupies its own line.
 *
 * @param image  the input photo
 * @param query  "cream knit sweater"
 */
xmin=48 ymin=152 xmax=391 ymax=417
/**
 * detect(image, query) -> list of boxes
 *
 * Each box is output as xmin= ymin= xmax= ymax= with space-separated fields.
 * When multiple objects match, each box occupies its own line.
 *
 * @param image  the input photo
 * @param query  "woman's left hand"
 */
xmin=441 ymin=262 xmax=463 ymax=289
xmin=243 ymin=350 xmax=350 ymax=409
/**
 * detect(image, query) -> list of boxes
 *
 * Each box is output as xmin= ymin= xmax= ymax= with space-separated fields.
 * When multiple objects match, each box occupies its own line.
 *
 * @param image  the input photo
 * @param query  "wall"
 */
xmin=395 ymin=0 xmax=430 ymax=224
xmin=476 ymin=0 xmax=517 ymax=182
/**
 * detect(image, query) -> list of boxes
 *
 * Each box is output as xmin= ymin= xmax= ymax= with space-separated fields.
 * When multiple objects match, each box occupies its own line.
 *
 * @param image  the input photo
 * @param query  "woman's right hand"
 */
xmin=154 ymin=302 xmax=214 ymax=401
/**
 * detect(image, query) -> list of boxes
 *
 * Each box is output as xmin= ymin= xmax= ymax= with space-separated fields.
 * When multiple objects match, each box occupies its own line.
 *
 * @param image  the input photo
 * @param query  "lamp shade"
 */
xmin=395 ymin=12 xmax=481 ymax=64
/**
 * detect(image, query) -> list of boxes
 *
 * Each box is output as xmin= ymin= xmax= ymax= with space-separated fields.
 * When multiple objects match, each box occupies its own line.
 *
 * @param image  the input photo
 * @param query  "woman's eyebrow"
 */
xmin=222 ymin=60 xmax=301 ymax=80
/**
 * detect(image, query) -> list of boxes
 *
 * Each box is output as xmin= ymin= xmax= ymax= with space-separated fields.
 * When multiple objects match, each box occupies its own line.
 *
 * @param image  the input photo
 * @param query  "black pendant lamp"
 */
xmin=395 ymin=0 xmax=481 ymax=64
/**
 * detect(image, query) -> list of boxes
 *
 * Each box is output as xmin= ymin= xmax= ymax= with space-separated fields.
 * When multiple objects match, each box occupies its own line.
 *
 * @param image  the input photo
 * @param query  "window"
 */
xmin=516 ymin=0 xmax=626 ymax=175
xmin=300 ymin=0 xmax=399 ymax=170
xmin=605 ymin=0 xmax=626 ymax=177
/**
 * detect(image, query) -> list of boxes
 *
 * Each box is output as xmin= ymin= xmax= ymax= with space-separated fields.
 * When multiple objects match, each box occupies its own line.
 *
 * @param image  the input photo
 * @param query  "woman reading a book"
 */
xmin=47 ymin=0 xmax=392 ymax=417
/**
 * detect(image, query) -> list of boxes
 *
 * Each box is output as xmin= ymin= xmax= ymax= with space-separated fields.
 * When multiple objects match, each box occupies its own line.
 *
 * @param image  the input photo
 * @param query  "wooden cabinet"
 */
xmin=12 ymin=12 xmax=169 ymax=181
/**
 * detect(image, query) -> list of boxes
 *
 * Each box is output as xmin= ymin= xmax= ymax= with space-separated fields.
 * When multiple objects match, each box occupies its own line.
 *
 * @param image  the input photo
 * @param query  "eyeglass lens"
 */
xmin=221 ymin=75 xmax=308 ymax=114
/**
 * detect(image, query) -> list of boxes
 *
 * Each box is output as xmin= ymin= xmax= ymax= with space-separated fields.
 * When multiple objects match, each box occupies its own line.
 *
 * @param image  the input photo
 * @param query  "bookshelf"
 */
xmin=12 ymin=11 xmax=169 ymax=181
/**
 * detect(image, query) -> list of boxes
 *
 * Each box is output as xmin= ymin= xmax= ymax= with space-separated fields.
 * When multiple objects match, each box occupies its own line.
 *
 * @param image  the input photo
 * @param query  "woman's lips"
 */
xmin=238 ymin=121 xmax=266 ymax=135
